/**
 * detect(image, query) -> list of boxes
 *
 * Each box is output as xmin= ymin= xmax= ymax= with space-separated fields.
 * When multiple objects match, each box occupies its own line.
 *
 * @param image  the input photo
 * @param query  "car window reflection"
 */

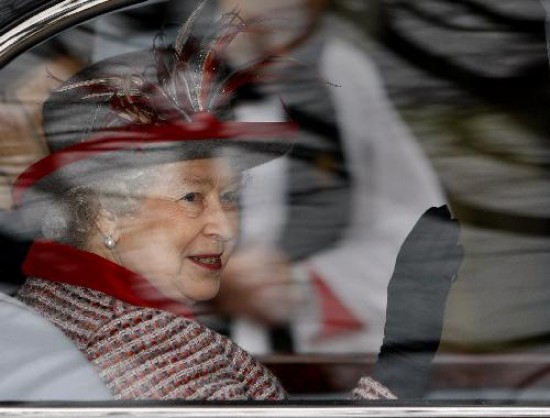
xmin=0 ymin=0 xmax=548 ymax=406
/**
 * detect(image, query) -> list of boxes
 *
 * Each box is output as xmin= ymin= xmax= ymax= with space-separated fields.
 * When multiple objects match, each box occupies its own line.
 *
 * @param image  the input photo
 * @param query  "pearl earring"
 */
xmin=104 ymin=234 xmax=116 ymax=250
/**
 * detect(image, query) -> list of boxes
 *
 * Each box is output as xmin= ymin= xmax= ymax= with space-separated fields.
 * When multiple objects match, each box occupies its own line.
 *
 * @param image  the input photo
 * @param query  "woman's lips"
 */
xmin=188 ymin=254 xmax=223 ymax=271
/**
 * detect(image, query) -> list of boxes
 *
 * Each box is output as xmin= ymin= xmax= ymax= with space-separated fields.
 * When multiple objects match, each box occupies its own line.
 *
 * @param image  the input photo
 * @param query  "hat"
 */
xmin=13 ymin=8 xmax=296 ymax=206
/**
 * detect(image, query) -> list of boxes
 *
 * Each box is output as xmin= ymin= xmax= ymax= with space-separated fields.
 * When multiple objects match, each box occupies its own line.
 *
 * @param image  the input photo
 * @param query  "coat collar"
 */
xmin=22 ymin=240 xmax=194 ymax=318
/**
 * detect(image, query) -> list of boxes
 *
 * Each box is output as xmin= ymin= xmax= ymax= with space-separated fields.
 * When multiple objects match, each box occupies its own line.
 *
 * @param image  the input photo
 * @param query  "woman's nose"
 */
xmin=202 ymin=200 xmax=237 ymax=242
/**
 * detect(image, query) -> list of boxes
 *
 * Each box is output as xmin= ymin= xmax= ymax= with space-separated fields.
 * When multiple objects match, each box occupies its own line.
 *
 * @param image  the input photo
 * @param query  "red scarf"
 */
xmin=22 ymin=240 xmax=194 ymax=318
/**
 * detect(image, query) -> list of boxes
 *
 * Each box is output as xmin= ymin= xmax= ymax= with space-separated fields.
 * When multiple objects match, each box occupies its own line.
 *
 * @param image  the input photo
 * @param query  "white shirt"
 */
xmin=0 ymin=292 xmax=112 ymax=400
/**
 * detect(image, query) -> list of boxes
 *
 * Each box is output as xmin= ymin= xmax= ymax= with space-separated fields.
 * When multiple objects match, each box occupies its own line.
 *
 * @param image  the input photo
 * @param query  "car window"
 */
xmin=1 ymin=0 xmax=550 ymax=417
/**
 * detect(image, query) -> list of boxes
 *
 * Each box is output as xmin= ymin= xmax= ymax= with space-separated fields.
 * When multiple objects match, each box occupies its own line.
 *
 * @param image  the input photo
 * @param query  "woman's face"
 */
xmin=107 ymin=158 xmax=240 ymax=304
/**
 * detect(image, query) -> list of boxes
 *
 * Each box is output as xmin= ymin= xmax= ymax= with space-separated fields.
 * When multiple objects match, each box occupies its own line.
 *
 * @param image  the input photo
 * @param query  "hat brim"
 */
xmin=14 ymin=125 xmax=294 ymax=207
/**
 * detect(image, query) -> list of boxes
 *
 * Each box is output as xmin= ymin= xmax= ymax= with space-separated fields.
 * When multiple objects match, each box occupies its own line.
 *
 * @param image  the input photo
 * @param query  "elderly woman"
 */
xmin=12 ymin=6 xmax=462 ymax=401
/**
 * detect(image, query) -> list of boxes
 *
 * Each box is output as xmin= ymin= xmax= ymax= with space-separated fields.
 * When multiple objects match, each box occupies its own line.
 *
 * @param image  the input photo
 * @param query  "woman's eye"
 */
xmin=176 ymin=192 xmax=205 ymax=217
xmin=179 ymin=192 xmax=202 ymax=204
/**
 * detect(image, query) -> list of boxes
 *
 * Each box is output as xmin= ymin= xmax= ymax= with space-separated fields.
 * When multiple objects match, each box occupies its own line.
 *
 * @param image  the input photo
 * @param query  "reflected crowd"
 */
xmin=0 ymin=0 xmax=549 ymax=403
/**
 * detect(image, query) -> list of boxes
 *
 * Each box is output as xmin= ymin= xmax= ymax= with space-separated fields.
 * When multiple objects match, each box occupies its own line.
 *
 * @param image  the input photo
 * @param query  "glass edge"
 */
xmin=0 ymin=0 xmax=148 ymax=68
xmin=3 ymin=406 xmax=550 ymax=417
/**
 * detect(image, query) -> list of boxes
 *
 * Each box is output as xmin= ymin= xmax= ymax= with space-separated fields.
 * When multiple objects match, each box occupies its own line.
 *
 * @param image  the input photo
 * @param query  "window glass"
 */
xmin=0 ymin=0 xmax=549 ymax=410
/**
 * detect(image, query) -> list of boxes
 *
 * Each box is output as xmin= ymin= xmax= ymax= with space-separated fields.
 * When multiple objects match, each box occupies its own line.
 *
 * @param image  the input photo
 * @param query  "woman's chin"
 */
xmin=174 ymin=282 xmax=221 ymax=304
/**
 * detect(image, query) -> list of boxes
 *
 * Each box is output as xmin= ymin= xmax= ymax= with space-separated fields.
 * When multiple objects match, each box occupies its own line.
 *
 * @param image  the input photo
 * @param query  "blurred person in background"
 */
xmin=0 ymin=32 xmax=93 ymax=294
xmin=0 ymin=0 xmax=446 ymax=357
xmin=371 ymin=0 xmax=550 ymax=357
xmin=53 ymin=0 xmax=448 ymax=355
xmin=208 ymin=0 xmax=445 ymax=354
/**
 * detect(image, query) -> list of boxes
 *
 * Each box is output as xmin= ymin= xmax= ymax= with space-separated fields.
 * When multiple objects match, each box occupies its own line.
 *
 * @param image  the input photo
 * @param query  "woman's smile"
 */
xmin=187 ymin=253 xmax=224 ymax=271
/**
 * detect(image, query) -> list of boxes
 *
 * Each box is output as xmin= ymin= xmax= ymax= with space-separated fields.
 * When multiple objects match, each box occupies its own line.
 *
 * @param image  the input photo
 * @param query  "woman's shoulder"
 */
xmin=17 ymin=277 xmax=117 ymax=347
